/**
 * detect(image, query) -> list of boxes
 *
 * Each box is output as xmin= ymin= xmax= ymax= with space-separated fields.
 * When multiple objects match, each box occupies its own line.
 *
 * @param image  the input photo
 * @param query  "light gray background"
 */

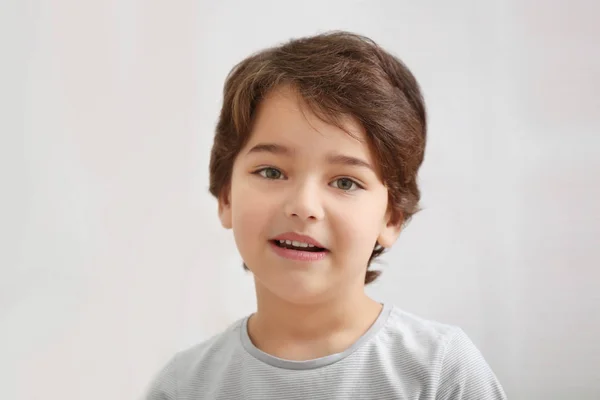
xmin=1 ymin=1 xmax=599 ymax=399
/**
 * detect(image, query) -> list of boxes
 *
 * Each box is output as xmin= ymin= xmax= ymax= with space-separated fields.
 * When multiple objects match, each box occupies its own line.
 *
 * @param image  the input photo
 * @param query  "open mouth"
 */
xmin=270 ymin=239 xmax=328 ymax=253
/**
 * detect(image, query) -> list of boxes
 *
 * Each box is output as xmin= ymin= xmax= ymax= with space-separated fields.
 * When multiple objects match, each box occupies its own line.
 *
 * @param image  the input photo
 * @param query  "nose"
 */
xmin=283 ymin=179 xmax=325 ymax=222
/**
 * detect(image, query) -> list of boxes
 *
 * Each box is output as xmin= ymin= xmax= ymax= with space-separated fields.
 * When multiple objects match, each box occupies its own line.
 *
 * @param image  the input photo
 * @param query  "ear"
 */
xmin=218 ymin=188 xmax=232 ymax=229
xmin=377 ymin=209 xmax=403 ymax=248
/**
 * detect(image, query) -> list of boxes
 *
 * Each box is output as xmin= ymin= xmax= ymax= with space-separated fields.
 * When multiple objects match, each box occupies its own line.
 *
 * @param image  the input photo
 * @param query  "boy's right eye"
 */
xmin=256 ymin=167 xmax=284 ymax=180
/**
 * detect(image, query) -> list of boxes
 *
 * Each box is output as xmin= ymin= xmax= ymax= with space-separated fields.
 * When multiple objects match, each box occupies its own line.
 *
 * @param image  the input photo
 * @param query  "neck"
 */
xmin=247 ymin=280 xmax=383 ymax=360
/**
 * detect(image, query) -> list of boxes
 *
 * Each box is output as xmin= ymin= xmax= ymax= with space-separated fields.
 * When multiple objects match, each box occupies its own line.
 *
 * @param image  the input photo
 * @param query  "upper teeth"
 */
xmin=279 ymin=240 xmax=315 ymax=248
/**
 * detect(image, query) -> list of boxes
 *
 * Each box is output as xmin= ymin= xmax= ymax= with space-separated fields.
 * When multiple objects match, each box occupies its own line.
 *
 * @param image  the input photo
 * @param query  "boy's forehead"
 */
xmin=250 ymin=85 xmax=369 ymax=149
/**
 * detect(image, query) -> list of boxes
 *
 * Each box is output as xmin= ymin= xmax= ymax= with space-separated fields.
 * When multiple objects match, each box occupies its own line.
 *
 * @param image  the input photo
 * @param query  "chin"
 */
xmin=258 ymin=273 xmax=334 ymax=305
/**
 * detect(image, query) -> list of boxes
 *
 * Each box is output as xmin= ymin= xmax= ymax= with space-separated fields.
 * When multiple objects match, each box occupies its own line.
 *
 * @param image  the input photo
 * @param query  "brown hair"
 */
xmin=209 ymin=31 xmax=427 ymax=284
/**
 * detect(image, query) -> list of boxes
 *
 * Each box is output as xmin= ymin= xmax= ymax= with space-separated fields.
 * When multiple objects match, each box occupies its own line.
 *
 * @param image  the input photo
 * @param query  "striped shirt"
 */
xmin=145 ymin=304 xmax=506 ymax=399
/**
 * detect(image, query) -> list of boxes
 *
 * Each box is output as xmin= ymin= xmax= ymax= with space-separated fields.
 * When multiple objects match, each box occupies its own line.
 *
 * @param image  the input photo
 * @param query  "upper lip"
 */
xmin=271 ymin=232 xmax=327 ymax=249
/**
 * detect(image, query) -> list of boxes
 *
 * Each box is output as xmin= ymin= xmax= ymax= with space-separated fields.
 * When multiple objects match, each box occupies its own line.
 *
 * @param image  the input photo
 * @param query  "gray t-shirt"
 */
xmin=145 ymin=304 xmax=506 ymax=399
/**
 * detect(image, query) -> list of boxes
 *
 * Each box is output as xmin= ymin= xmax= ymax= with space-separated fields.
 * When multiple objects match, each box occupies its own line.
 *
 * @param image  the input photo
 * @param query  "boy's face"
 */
xmin=219 ymin=85 xmax=402 ymax=304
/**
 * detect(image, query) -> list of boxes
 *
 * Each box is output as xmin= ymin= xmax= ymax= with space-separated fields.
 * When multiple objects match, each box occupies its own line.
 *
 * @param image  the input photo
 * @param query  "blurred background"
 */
xmin=1 ymin=0 xmax=599 ymax=399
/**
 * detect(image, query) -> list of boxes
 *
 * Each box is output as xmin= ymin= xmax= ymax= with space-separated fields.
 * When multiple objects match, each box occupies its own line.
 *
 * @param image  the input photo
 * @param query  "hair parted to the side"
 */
xmin=209 ymin=31 xmax=427 ymax=284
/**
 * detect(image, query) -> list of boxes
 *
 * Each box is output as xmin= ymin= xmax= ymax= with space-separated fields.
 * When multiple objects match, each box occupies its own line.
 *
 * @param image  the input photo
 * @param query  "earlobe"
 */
xmin=218 ymin=191 xmax=233 ymax=229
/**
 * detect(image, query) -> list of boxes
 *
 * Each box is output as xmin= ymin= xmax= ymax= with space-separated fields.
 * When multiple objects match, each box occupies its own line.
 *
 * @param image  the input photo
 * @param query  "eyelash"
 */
xmin=252 ymin=167 xmax=364 ymax=191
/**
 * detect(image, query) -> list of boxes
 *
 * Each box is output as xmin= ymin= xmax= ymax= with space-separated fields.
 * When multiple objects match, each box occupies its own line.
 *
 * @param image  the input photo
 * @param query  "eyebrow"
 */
xmin=247 ymin=143 xmax=292 ymax=156
xmin=326 ymin=154 xmax=374 ymax=172
xmin=247 ymin=142 xmax=374 ymax=172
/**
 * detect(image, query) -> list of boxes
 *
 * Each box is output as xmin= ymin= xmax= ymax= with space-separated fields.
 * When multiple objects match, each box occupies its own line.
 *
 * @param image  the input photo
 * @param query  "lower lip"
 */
xmin=269 ymin=241 xmax=329 ymax=262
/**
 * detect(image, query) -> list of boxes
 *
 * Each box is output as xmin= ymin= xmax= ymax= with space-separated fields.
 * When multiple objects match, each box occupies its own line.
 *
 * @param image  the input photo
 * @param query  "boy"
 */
xmin=145 ymin=31 xmax=506 ymax=399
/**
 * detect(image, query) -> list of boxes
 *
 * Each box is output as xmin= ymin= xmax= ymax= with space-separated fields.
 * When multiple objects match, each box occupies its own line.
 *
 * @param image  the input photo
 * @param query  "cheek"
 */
xmin=233 ymin=201 xmax=266 ymax=231
xmin=330 ymin=194 xmax=388 ymax=251
xmin=230 ymin=181 xmax=276 ymax=243
xmin=336 ymin=214 xmax=378 ymax=249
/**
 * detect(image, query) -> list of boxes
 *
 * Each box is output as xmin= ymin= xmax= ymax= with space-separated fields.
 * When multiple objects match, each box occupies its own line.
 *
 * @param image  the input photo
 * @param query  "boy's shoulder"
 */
xmin=144 ymin=319 xmax=245 ymax=400
xmin=383 ymin=304 xmax=459 ymax=345
xmin=175 ymin=317 xmax=246 ymax=377
xmin=371 ymin=305 xmax=462 ymax=367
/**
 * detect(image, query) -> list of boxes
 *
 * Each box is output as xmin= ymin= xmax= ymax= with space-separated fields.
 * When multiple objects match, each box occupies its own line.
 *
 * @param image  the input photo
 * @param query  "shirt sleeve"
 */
xmin=436 ymin=328 xmax=507 ymax=400
xmin=143 ymin=355 xmax=178 ymax=400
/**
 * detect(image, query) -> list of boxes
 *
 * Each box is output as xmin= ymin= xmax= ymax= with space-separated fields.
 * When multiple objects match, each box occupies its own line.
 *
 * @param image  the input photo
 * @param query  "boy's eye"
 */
xmin=257 ymin=167 xmax=284 ymax=180
xmin=331 ymin=177 xmax=361 ymax=191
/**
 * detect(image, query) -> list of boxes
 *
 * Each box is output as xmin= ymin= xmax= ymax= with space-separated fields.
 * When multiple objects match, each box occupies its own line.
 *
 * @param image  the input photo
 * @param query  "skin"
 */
xmin=219 ymin=85 xmax=403 ymax=360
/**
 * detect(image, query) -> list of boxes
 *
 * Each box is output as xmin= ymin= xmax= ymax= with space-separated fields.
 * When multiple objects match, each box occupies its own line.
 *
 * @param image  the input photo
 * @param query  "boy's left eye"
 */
xmin=330 ymin=178 xmax=361 ymax=191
